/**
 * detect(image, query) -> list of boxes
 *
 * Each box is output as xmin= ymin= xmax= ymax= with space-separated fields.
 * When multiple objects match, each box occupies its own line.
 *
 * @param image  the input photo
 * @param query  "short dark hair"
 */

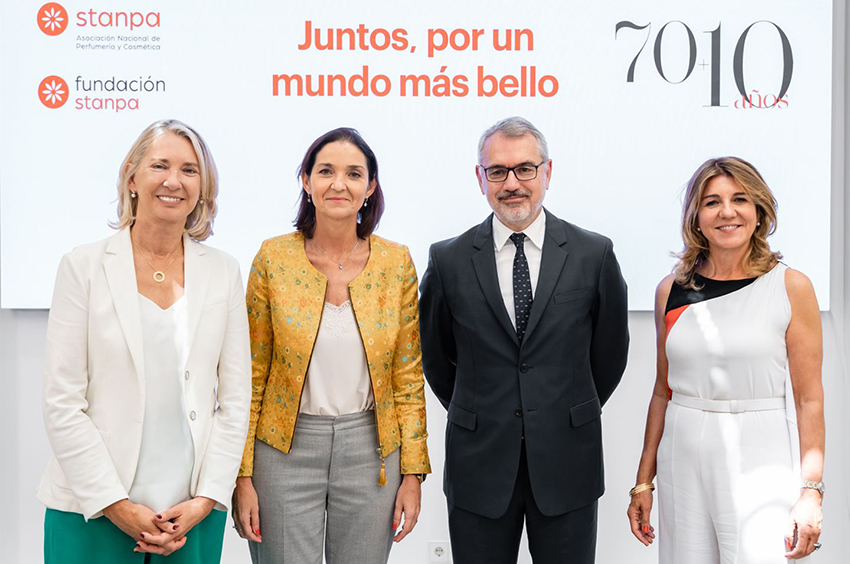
xmin=294 ymin=127 xmax=384 ymax=239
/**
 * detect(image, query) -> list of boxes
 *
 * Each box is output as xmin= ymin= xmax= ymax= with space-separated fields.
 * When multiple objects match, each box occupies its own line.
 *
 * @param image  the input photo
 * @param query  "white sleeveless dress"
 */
xmin=658 ymin=264 xmax=807 ymax=564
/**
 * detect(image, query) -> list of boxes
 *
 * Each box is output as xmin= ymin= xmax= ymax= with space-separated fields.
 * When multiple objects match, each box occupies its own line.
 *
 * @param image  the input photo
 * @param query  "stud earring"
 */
xmin=130 ymin=191 xmax=137 ymax=199
xmin=757 ymin=222 xmax=761 ymax=226
xmin=306 ymin=193 xmax=311 ymax=203
xmin=696 ymin=227 xmax=701 ymax=232
xmin=363 ymin=197 xmax=369 ymax=208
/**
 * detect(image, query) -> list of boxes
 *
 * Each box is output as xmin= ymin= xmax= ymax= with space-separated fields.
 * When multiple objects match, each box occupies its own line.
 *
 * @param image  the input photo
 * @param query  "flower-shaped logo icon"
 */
xmin=39 ymin=76 xmax=69 ymax=109
xmin=38 ymin=3 xmax=68 ymax=36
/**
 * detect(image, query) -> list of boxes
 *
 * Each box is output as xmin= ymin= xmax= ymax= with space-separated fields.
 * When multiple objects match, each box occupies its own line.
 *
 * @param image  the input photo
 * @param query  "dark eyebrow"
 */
xmin=315 ymin=163 xmax=366 ymax=171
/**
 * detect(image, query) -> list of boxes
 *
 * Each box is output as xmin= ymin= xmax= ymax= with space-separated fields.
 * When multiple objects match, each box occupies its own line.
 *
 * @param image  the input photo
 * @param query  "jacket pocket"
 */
xmin=447 ymin=403 xmax=477 ymax=431
xmin=553 ymin=287 xmax=593 ymax=305
xmin=570 ymin=397 xmax=601 ymax=427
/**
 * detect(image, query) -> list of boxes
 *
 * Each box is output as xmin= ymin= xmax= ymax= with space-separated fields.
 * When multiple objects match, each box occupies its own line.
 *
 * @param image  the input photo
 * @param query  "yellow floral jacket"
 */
xmin=239 ymin=232 xmax=431 ymax=480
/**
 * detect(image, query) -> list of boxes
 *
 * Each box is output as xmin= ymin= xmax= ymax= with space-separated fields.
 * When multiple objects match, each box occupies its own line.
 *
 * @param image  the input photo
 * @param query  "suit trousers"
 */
xmin=448 ymin=442 xmax=598 ymax=564
xmin=248 ymin=410 xmax=401 ymax=564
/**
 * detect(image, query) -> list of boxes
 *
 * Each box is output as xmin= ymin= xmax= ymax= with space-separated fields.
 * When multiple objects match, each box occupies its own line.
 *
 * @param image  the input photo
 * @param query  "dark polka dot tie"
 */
xmin=510 ymin=232 xmax=533 ymax=341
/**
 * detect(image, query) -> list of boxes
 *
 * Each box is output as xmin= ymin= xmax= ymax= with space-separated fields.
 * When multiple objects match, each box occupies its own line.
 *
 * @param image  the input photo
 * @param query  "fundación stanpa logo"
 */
xmin=38 ymin=76 xmax=69 ymax=108
xmin=37 ymin=2 xmax=69 ymax=36
xmin=35 ymin=2 xmax=165 ymax=111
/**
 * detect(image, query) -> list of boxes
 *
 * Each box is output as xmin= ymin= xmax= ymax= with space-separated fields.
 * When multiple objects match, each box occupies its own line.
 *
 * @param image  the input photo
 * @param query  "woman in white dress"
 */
xmin=627 ymin=157 xmax=824 ymax=562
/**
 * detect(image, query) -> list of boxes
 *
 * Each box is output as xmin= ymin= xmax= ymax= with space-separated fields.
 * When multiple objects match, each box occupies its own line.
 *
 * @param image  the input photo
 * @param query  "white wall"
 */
xmin=2 ymin=4 xmax=848 ymax=563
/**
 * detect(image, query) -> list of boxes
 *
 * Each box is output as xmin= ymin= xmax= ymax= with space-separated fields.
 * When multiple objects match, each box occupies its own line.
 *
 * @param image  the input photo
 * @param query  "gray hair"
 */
xmin=477 ymin=116 xmax=549 ymax=164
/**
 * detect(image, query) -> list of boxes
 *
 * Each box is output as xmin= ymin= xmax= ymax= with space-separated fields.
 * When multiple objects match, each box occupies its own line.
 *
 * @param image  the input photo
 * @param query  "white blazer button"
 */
xmin=189 ymin=411 xmax=197 ymax=421
xmin=185 ymin=370 xmax=190 ymax=380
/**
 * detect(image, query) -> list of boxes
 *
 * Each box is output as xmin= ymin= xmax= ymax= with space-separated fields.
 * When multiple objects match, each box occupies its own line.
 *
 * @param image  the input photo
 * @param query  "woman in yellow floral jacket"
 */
xmin=232 ymin=127 xmax=430 ymax=563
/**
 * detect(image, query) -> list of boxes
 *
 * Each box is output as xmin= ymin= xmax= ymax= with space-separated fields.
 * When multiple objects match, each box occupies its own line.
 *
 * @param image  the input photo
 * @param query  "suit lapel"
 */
xmin=523 ymin=210 xmax=569 ymax=344
xmin=103 ymin=229 xmax=145 ymax=385
xmin=471 ymin=215 xmax=519 ymax=347
xmin=183 ymin=234 xmax=210 ymax=357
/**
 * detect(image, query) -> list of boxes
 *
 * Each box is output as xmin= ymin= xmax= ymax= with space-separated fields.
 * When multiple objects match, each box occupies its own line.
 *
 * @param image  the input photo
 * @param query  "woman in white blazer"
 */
xmin=38 ymin=119 xmax=250 ymax=564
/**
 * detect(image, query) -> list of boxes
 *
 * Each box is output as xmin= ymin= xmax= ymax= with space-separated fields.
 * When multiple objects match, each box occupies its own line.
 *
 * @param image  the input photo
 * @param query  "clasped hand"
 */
xmin=104 ymin=497 xmax=215 ymax=556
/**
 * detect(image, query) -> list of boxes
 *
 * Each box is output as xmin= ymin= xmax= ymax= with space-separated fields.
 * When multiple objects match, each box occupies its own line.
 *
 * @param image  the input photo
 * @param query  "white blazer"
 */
xmin=37 ymin=228 xmax=250 ymax=520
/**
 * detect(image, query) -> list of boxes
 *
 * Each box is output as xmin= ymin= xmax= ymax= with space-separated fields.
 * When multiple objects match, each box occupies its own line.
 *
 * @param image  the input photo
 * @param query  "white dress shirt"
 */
xmin=492 ymin=211 xmax=546 ymax=329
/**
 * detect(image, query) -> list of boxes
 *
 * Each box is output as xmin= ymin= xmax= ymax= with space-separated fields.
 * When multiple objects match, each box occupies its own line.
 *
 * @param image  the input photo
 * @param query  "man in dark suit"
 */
xmin=420 ymin=117 xmax=629 ymax=563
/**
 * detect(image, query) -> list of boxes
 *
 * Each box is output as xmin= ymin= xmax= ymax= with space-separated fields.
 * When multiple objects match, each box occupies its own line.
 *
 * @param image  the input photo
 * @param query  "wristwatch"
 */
xmin=801 ymin=480 xmax=825 ymax=494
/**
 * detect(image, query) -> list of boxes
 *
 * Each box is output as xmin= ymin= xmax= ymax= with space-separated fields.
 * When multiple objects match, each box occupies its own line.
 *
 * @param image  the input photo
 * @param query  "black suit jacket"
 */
xmin=420 ymin=209 xmax=629 ymax=518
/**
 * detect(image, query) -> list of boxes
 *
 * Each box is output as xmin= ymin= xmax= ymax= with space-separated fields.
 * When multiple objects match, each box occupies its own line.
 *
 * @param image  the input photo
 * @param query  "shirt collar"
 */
xmin=492 ymin=210 xmax=546 ymax=252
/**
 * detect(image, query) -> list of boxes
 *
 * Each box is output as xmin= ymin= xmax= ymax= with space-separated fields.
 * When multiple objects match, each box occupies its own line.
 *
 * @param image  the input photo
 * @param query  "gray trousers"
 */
xmin=249 ymin=410 xmax=401 ymax=564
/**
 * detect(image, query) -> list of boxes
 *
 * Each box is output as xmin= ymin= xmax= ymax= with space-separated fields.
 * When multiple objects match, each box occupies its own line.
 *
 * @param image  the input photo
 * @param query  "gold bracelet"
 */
xmin=629 ymin=483 xmax=655 ymax=497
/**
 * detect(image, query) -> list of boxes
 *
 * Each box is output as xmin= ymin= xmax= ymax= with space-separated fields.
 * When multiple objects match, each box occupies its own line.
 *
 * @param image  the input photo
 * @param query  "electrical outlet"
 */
xmin=429 ymin=540 xmax=449 ymax=562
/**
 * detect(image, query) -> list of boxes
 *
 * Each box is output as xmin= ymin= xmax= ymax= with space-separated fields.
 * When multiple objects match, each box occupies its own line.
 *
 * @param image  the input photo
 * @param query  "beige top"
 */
xmin=300 ymin=301 xmax=375 ymax=416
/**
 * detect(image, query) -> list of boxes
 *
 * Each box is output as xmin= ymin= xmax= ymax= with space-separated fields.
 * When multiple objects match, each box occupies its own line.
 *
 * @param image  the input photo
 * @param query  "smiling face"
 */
xmin=128 ymin=132 xmax=201 ymax=228
xmin=697 ymin=175 xmax=759 ymax=253
xmin=476 ymin=132 xmax=551 ymax=231
xmin=302 ymin=141 xmax=376 ymax=224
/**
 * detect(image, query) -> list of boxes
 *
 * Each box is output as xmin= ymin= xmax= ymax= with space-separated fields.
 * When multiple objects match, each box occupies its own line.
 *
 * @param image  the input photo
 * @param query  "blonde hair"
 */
xmin=111 ymin=119 xmax=218 ymax=240
xmin=674 ymin=157 xmax=781 ymax=289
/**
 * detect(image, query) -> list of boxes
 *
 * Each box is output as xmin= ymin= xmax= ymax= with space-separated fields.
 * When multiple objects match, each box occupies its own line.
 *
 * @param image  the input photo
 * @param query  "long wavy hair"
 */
xmin=674 ymin=157 xmax=781 ymax=289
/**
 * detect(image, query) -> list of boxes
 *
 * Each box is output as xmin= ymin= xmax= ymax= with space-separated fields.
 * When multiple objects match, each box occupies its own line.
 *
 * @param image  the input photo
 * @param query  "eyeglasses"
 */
xmin=480 ymin=161 xmax=547 ymax=182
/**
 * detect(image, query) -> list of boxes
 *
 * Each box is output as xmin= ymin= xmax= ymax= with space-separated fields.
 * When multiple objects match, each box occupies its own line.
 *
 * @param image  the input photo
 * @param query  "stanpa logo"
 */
xmin=38 ymin=3 xmax=69 ymax=36
xmin=36 ymin=4 xmax=161 ymax=35
xmin=76 ymin=9 xmax=160 ymax=31
xmin=39 ymin=76 xmax=69 ymax=108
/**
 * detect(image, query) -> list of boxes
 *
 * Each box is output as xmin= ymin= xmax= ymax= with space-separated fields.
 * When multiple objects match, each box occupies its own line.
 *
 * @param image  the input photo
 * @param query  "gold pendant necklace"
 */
xmin=133 ymin=242 xmax=180 ymax=283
